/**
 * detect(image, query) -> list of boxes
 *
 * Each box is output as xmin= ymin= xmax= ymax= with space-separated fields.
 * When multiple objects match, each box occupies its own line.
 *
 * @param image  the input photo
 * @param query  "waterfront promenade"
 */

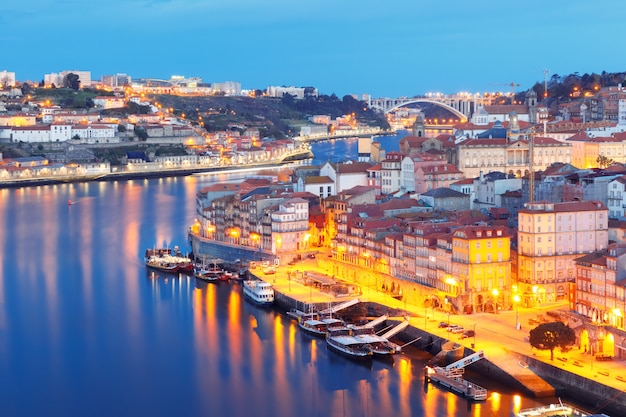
xmin=256 ymin=255 xmax=626 ymax=413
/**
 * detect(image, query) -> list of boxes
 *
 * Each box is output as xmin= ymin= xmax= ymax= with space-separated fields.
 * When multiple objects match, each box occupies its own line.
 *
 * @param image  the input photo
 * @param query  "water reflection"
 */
xmin=0 ymin=177 xmax=563 ymax=417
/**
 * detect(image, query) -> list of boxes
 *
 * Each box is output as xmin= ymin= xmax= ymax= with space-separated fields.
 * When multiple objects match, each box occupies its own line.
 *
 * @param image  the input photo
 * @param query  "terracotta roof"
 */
xmin=519 ymin=200 xmax=607 ymax=214
xmin=303 ymin=175 xmax=333 ymax=184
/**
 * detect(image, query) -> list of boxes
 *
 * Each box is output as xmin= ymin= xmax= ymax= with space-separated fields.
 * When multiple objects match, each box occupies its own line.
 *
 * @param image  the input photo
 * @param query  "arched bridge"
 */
xmin=369 ymin=93 xmax=494 ymax=119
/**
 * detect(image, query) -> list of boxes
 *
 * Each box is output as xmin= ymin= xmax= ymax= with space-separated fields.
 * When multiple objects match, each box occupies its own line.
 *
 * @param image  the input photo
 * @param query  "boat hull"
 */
xmin=325 ymin=339 xmax=372 ymax=361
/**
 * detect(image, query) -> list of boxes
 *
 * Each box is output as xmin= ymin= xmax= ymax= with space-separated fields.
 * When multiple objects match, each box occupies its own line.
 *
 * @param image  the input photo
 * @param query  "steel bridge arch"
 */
xmin=385 ymin=98 xmax=466 ymax=120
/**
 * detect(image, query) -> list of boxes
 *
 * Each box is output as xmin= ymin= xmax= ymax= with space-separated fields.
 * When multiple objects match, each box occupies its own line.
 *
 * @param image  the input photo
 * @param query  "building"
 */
xmin=473 ymin=171 xmax=521 ymax=210
xmin=418 ymin=188 xmax=471 ymax=212
xmin=452 ymin=225 xmax=512 ymax=314
xmin=517 ymin=200 xmax=609 ymax=307
xmin=0 ymin=70 xmax=16 ymax=87
xmin=44 ymin=70 xmax=92 ymax=88
xmin=320 ymin=161 xmax=372 ymax=194
xmin=457 ymin=135 xmax=572 ymax=179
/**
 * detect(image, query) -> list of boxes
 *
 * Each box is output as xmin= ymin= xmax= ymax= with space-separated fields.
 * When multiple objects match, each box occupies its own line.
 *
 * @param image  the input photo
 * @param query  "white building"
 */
xmin=0 ymin=70 xmax=16 ymax=87
xmin=44 ymin=70 xmax=92 ymax=88
xmin=212 ymin=81 xmax=241 ymax=96
xmin=266 ymin=86 xmax=318 ymax=99
xmin=270 ymin=198 xmax=310 ymax=255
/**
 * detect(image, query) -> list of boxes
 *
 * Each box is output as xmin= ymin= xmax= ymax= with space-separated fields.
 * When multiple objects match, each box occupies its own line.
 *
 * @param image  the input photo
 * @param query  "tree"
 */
xmin=64 ymin=73 xmax=81 ymax=91
xmin=597 ymin=155 xmax=615 ymax=169
xmin=529 ymin=321 xmax=576 ymax=360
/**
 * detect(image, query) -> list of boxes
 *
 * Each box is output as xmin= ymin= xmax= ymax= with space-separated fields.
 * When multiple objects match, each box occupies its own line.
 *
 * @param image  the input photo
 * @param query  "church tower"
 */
xmin=412 ymin=110 xmax=425 ymax=137
xmin=527 ymin=90 xmax=538 ymax=124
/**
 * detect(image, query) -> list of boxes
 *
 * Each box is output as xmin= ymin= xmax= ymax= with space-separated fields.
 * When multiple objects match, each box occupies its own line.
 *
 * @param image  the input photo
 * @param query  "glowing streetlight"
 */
xmin=492 ymin=288 xmax=499 ymax=314
xmin=514 ymin=294 xmax=521 ymax=329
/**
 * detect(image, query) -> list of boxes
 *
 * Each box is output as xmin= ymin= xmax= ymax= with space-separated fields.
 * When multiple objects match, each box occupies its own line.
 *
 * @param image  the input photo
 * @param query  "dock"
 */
xmin=425 ymin=350 xmax=488 ymax=401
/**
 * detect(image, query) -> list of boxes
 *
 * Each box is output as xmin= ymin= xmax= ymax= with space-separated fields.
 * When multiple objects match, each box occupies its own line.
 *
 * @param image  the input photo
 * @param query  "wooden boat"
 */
xmin=325 ymin=327 xmax=372 ymax=361
xmin=242 ymin=279 xmax=274 ymax=306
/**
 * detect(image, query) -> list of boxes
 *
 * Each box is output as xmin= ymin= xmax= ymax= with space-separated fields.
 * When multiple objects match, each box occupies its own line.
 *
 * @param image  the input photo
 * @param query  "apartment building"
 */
xmin=517 ymin=200 xmax=609 ymax=306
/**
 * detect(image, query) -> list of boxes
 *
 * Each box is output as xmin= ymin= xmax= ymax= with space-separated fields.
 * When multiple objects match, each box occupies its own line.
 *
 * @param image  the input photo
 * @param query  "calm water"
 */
xmin=0 ymin=161 xmax=551 ymax=416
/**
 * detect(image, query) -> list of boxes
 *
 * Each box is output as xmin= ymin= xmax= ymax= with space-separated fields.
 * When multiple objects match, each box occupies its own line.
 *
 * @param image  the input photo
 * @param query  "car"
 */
xmin=451 ymin=326 xmax=465 ymax=334
xmin=308 ymin=253 xmax=316 ymax=258
xmin=460 ymin=330 xmax=475 ymax=339
xmin=446 ymin=324 xmax=460 ymax=332
xmin=438 ymin=321 xmax=449 ymax=328
xmin=263 ymin=267 xmax=276 ymax=274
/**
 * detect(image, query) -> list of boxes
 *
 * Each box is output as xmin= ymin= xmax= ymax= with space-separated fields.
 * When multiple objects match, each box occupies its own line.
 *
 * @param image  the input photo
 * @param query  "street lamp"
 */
xmin=473 ymin=323 xmax=476 ymax=348
xmin=514 ymin=294 xmax=521 ymax=329
xmin=492 ymin=288 xmax=499 ymax=314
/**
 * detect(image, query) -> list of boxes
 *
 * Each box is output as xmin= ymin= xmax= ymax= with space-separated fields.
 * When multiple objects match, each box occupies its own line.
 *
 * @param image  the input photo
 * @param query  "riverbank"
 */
xmin=0 ymin=155 xmax=311 ymax=189
xmin=253 ymin=263 xmax=622 ymax=416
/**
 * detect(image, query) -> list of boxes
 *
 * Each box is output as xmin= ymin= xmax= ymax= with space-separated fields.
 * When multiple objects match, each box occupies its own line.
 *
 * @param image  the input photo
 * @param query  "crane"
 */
xmin=506 ymin=82 xmax=520 ymax=96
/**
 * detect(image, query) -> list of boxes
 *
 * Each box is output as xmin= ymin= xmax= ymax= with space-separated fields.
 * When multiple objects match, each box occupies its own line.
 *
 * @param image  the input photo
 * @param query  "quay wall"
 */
xmin=271 ymin=284 xmax=620 ymax=415
xmin=515 ymin=353 xmax=626 ymax=416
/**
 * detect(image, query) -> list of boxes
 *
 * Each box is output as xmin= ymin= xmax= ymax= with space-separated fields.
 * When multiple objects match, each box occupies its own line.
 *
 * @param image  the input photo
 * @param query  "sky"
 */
xmin=2 ymin=0 xmax=626 ymax=98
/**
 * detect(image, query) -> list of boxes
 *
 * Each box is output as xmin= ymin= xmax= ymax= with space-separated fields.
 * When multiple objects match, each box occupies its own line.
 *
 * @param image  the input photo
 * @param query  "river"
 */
xmin=0 ymin=137 xmax=563 ymax=416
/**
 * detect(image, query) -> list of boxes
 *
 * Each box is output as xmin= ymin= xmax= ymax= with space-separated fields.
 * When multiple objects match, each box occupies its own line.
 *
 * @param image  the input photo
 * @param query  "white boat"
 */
xmin=325 ymin=327 xmax=372 ymax=361
xmin=350 ymin=326 xmax=400 ymax=357
xmin=242 ymin=280 xmax=275 ymax=306
xmin=516 ymin=403 xmax=609 ymax=417
xmin=299 ymin=314 xmax=345 ymax=337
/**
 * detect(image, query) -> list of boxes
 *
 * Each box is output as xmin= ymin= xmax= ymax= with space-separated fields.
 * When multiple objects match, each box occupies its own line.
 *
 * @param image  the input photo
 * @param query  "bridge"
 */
xmin=369 ymin=93 xmax=496 ymax=119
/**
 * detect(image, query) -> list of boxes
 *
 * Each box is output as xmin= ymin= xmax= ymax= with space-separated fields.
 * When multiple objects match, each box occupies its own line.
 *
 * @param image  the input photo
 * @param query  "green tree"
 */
xmin=596 ymin=155 xmax=615 ymax=169
xmin=64 ymin=73 xmax=81 ymax=91
xmin=529 ymin=322 xmax=576 ymax=361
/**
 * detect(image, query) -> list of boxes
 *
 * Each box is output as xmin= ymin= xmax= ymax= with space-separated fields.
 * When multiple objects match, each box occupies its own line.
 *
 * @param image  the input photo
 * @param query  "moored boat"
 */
xmin=350 ymin=326 xmax=400 ymax=357
xmin=145 ymin=246 xmax=193 ymax=274
xmin=193 ymin=265 xmax=223 ymax=282
xmin=516 ymin=403 xmax=609 ymax=417
xmin=242 ymin=279 xmax=275 ymax=306
xmin=299 ymin=315 xmax=345 ymax=337
xmin=325 ymin=327 xmax=372 ymax=361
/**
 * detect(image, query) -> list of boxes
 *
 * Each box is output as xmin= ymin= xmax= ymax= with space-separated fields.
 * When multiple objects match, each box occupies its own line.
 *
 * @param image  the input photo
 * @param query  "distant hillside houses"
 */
xmin=2 ymin=123 xmax=118 ymax=143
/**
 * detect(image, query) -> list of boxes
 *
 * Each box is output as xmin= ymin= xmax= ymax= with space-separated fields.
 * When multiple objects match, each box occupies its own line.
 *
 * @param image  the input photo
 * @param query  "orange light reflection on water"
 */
xmin=397 ymin=357 xmax=413 ymax=416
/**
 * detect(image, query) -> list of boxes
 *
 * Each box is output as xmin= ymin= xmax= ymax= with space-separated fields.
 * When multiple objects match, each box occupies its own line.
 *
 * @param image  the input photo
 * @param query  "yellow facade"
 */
xmin=452 ymin=226 xmax=511 ymax=313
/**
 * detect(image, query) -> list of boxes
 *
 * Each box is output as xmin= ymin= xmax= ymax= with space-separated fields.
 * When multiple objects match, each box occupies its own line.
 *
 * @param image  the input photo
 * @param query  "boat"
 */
xmin=193 ymin=265 xmax=223 ymax=282
xmin=145 ymin=255 xmax=181 ymax=273
xmin=242 ymin=279 xmax=275 ymax=306
xmin=144 ymin=246 xmax=194 ymax=274
xmin=516 ymin=402 xmax=610 ymax=417
xmin=325 ymin=327 xmax=373 ymax=361
xmin=298 ymin=313 xmax=345 ymax=337
xmin=350 ymin=326 xmax=400 ymax=357
xmin=425 ymin=351 xmax=488 ymax=401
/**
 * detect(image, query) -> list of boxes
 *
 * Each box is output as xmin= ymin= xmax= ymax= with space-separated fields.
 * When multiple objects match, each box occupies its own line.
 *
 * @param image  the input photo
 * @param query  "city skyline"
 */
xmin=2 ymin=0 xmax=626 ymax=98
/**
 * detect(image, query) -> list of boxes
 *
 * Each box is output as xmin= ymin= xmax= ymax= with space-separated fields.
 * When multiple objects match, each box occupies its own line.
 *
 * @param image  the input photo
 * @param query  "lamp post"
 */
xmin=492 ymin=288 xmax=499 ymax=314
xmin=514 ymin=294 xmax=521 ymax=329
xmin=473 ymin=323 xmax=476 ymax=348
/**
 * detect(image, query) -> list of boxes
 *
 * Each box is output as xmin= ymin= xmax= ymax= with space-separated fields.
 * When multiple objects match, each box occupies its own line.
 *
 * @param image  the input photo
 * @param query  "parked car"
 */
xmin=263 ymin=267 xmax=276 ymax=274
xmin=460 ymin=330 xmax=475 ymax=339
xmin=451 ymin=326 xmax=465 ymax=334
xmin=438 ymin=321 xmax=449 ymax=328
xmin=446 ymin=324 xmax=460 ymax=332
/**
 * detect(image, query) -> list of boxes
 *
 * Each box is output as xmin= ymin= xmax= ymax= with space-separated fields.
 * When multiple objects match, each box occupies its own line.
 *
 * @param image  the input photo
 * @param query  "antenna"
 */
xmin=543 ymin=68 xmax=550 ymax=98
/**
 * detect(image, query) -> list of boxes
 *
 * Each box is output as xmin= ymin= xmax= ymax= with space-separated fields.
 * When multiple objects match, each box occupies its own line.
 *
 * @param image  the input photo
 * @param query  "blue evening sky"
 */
xmin=2 ymin=0 xmax=625 ymax=98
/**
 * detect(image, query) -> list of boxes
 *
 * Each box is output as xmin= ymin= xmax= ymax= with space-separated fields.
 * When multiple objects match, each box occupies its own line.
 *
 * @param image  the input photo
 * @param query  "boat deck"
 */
xmin=426 ymin=367 xmax=487 ymax=401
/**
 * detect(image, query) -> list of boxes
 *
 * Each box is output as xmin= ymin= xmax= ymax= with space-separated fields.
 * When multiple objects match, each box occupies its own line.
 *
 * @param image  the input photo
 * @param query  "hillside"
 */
xmin=149 ymin=94 xmax=389 ymax=138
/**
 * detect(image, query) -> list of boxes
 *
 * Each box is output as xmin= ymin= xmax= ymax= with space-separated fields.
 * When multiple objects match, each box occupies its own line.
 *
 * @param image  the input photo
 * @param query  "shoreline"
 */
xmin=0 ymin=157 xmax=311 ymax=189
